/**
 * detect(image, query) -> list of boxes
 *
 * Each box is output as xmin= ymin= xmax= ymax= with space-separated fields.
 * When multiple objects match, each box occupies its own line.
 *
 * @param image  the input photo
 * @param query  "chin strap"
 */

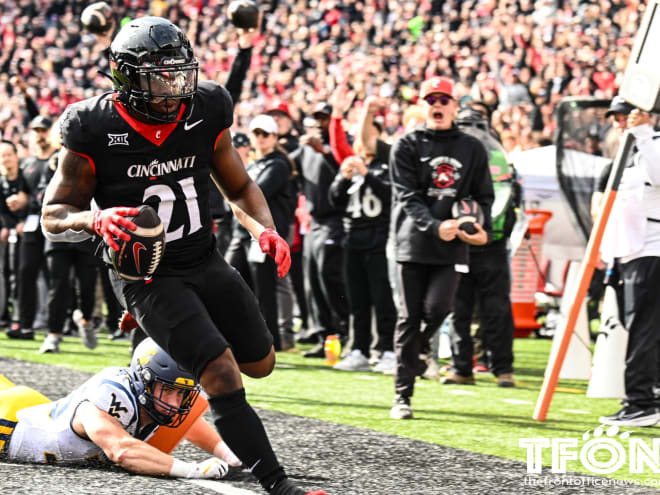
xmin=97 ymin=69 xmax=115 ymax=84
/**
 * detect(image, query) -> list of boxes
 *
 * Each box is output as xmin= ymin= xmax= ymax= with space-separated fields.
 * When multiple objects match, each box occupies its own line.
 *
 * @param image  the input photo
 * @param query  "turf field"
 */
xmin=1 ymin=331 xmax=659 ymax=493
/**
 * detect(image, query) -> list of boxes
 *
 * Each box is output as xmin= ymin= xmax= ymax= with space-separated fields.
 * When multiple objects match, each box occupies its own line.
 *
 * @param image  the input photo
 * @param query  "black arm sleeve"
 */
xmin=24 ymin=95 xmax=39 ymax=120
xmin=225 ymin=47 xmax=252 ymax=107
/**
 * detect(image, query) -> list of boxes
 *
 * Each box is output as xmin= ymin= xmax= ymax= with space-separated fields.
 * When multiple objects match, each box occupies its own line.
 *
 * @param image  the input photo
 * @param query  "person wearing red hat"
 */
xmin=388 ymin=75 xmax=494 ymax=419
xmin=265 ymin=102 xmax=300 ymax=153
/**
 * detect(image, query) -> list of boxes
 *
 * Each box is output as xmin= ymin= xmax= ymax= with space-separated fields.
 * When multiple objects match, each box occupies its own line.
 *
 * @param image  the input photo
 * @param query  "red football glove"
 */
xmin=118 ymin=310 xmax=140 ymax=333
xmin=92 ymin=207 xmax=139 ymax=251
xmin=258 ymin=228 xmax=291 ymax=278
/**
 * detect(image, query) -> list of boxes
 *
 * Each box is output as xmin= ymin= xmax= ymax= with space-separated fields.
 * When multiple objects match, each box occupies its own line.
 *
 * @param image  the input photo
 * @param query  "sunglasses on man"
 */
xmin=253 ymin=129 xmax=271 ymax=137
xmin=424 ymin=94 xmax=453 ymax=106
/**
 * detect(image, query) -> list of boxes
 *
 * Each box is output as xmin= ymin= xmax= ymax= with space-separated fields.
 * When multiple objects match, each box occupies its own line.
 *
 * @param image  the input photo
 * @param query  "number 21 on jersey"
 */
xmin=143 ymin=177 xmax=202 ymax=242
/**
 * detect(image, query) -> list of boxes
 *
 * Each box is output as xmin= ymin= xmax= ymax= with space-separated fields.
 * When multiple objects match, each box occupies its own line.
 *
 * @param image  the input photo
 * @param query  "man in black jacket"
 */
xmin=291 ymin=103 xmax=349 ymax=357
xmin=389 ymin=77 xmax=494 ymax=419
xmin=14 ymin=117 xmax=54 ymax=343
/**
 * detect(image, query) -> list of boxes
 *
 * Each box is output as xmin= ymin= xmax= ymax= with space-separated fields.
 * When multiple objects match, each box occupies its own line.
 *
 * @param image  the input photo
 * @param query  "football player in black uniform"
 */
xmin=41 ymin=17 xmax=324 ymax=495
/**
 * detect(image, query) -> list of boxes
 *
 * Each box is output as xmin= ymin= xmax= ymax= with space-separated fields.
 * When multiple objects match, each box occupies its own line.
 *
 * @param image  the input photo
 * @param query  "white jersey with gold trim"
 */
xmin=8 ymin=367 xmax=142 ymax=464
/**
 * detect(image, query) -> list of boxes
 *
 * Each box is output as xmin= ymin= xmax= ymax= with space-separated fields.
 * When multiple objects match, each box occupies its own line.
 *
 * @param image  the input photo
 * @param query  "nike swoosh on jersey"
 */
xmin=184 ymin=119 xmax=203 ymax=131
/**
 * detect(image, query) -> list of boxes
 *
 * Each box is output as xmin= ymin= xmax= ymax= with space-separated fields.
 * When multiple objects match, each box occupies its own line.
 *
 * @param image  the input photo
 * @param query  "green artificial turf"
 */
xmin=1 ymin=332 xmax=658 ymax=484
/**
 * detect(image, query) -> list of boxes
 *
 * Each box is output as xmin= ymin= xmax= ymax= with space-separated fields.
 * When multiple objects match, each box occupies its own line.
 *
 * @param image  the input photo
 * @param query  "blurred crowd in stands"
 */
xmin=0 ymin=0 xmax=643 ymax=154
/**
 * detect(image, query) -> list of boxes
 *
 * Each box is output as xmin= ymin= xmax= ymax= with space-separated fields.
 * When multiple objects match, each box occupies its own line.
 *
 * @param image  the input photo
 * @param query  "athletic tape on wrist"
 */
xmin=169 ymin=458 xmax=192 ymax=478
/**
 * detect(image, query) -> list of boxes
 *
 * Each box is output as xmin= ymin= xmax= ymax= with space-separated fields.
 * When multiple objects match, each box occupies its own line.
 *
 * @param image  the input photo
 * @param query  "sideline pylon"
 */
xmin=587 ymin=285 xmax=627 ymax=398
xmin=546 ymin=261 xmax=592 ymax=380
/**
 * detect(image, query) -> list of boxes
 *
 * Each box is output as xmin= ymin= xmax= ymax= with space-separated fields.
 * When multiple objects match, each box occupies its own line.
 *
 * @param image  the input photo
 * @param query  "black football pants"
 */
xmin=395 ymin=262 xmax=461 ymax=399
xmin=344 ymin=250 xmax=396 ymax=356
xmin=303 ymin=224 xmax=348 ymax=339
xmin=17 ymin=231 xmax=45 ymax=330
xmin=46 ymin=249 xmax=97 ymax=335
xmin=97 ymin=259 xmax=122 ymax=330
xmin=621 ymin=256 xmax=660 ymax=409
xmin=450 ymin=248 xmax=514 ymax=377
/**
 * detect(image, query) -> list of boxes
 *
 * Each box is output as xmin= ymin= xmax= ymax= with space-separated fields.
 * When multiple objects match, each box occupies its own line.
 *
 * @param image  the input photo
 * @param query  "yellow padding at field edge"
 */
xmin=0 ymin=374 xmax=15 ymax=391
xmin=0 ymin=386 xmax=51 ymax=423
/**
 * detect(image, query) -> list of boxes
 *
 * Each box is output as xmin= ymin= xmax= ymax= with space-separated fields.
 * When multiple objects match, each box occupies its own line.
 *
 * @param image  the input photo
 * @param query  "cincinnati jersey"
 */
xmin=60 ymin=81 xmax=233 ymax=272
xmin=7 ymin=367 xmax=150 ymax=465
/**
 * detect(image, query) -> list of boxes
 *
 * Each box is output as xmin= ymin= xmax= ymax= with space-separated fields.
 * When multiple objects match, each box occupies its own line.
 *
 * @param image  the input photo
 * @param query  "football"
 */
xmin=451 ymin=198 xmax=484 ymax=235
xmin=227 ymin=0 xmax=260 ymax=29
xmin=110 ymin=205 xmax=165 ymax=280
xmin=80 ymin=1 xmax=114 ymax=35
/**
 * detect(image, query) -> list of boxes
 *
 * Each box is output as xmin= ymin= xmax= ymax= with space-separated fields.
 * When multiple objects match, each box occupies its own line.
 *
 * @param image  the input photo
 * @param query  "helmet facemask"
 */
xmin=112 ymin=59 xmax=198 ymax=124
xmin=137 ymin=367 xmax=200 ymax=428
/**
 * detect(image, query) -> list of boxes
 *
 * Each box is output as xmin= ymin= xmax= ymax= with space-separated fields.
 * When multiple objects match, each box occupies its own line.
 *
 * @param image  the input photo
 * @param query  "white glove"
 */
xmin=170 ymin=457 xmax=229 ymax=479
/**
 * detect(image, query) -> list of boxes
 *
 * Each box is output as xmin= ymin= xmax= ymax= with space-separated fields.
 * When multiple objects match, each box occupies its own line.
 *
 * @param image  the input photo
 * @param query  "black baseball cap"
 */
xmin=232 ymin=132 xmax=250 ymax=148
xmin=29 ymin=116 xmax=53 ymax=130
xmin=605 ymin=96 xmax=635 ymax=118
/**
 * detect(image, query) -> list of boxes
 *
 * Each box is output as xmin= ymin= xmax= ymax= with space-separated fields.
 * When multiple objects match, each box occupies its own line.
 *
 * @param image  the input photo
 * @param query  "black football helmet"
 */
xmin=109 ymin=17 xmax=198 ymax=123
xmin=129 ymin=338 xmax=200 ymax=428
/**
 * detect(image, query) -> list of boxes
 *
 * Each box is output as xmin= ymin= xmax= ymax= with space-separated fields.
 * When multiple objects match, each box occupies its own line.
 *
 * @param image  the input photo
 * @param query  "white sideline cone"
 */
xmin=587 ymin=285 xmax=627 ymax=399
xmin=546 ymin=261 xmax=592 ymax=380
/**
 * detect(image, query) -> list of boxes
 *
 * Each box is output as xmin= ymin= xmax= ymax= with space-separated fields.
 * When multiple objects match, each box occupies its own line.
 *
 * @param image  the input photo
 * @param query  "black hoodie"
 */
xmin=389 ymin=125 xmax=494 ymax=265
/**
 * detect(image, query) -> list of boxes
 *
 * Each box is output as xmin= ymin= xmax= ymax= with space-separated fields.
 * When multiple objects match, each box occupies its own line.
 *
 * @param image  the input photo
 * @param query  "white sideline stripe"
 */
xmin=502 ymin=399 xmax=533 ymax=405
xmin=449 ymin=390 xmax=476 ymax=396
xmin=560 ymin=409 xmax=591 ymax=415
xmin=185 ymin=479 xmax=260 ymax=494
xmin=354 ymin=375 xmax=378 ymax=380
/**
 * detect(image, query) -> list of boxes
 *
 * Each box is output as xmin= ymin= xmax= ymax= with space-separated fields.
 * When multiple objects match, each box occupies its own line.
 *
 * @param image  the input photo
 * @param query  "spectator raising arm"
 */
xmin=328 ymin=85 xmax=356 ymax=164
xmin=358 ymin=96 xmax=383 ymax=157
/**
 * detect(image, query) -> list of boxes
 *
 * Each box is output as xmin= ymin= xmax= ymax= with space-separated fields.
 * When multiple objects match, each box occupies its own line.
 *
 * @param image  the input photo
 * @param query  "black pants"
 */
xmin=214 ymin=216 xmax=233 ymax=257
xmin=110 ymin=250 xmax=273 ymax=380
xmin=344 ymin=250 xmax=396 ymax=356
xmin=621 ymin=256 xmax=660 ymax=408
xmin=395 ymin=262 xmax=461 ymax=399
xmin=46 ymin=249 xmax=98 ymax=335
xmin=303 ymin=224 xmax=348 ymax=339
xmin=289 ymin=245 xmax=308 ymax=329
xmin=226 ymin=237 xmax=280 ymax=350
xmin=18 ymin=231 xmax=45 ymax=330
xmin=97 ymin=260 xmax=123 ymax=330
xmin=450 ymin=248 xmax=514 ymax=377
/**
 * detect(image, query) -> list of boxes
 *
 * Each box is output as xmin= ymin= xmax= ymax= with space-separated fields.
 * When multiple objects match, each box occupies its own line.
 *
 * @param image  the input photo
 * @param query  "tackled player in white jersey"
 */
xmin=0 ymin=338 xmax=240 ymax=478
